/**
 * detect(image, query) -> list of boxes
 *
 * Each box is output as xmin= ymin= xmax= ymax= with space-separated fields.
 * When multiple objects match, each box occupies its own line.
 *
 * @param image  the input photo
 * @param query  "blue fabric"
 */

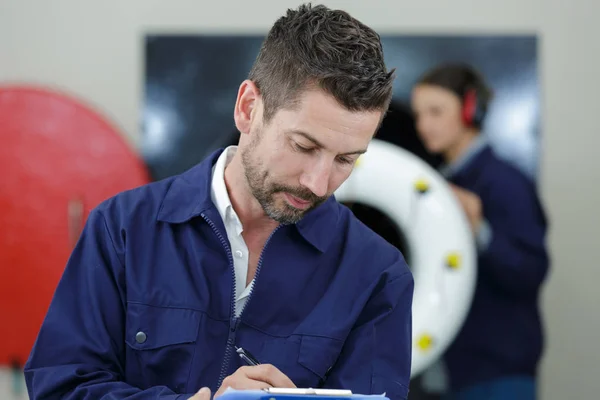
xmin=24 ymin=148 xmax=414 ymax=400
xmin=438 ymin=135 xmax=489 ymax=180
xmin=442 ymin=144 xmax=550 ymax=391
xmin=442 ymin=376 xmax=536 ymax=400
xmin=442 ymin=137 xmax=493 ymax=251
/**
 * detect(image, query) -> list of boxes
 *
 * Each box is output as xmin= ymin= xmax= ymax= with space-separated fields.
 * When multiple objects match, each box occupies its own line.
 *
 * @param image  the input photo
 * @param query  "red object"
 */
xmin=0 ymin=86 xmax=151 ymax=366
xmin=461 ymin=89 xmax=477 ymax=126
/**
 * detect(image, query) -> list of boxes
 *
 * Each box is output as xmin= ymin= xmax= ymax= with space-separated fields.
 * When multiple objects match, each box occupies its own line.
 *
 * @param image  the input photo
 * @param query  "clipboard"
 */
xmin=217 ymin=388 xmax=389 ymax=400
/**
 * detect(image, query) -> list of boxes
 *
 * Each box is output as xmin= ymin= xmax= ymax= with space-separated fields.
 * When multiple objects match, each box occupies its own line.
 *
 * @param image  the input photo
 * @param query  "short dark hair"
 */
xmin=249 ymin=3 xmax=395 ymax=122
xmin=418 ymin=63 xmax=493 ymax=113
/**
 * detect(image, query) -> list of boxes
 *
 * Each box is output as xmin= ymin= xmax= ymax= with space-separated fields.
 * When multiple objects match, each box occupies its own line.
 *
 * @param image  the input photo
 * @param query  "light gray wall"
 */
xmin=1 ymin=0 xmax=599 ymax=398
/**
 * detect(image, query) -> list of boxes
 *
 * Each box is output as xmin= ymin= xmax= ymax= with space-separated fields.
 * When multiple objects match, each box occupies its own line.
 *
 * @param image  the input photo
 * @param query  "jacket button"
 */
xmin=135 ymin=331 xmax=147 ymax=344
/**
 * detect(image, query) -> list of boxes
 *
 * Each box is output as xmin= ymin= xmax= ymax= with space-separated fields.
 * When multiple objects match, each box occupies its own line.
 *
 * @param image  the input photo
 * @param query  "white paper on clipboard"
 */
xmin=219 ymin=387 xmax=389 ymax=400
xmin=263 ymin=388 xmax=353 ymax=396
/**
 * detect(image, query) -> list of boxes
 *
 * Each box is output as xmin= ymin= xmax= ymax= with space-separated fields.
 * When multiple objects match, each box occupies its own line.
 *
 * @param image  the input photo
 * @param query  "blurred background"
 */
xmin=1 ymin=0 xmax=598 ymax=399
xmin=143 ymin=34 xmax=539 ymax=179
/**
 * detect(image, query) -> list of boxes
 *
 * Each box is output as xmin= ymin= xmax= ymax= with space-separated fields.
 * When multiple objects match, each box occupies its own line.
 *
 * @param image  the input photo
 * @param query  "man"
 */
xmin=25 ymin=4 xmax=414 ymax=400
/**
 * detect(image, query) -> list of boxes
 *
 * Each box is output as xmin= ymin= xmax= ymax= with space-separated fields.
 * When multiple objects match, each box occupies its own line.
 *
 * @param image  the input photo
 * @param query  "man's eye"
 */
xmin=293 ymin=143 xmax=313 ymax=153
xmin=336 ymin=156 xmax=353 ymax=165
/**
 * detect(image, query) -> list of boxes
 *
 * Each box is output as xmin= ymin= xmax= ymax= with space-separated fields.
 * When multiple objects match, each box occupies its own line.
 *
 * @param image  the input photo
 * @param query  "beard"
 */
xmin=240 ymin=130 xmax=328 ymax=224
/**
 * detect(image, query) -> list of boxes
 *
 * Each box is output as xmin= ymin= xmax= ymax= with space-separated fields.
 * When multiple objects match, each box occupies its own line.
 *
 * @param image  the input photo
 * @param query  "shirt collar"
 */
xmin=439 ymin=135 xmax=489 ymax=179
xmin=210 ymin=146 xmax=243 ymax=235
xmin=157 ymin=147 xmax=339 ymax=253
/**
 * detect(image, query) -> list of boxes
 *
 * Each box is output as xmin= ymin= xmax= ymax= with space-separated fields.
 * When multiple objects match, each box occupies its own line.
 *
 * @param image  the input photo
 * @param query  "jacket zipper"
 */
xmin=237 ymin=224 xmax=283 ymax=317
xmin=202 ymin=213 xmax=236 ymax=390
xmin=204 ymin=212 xmax=283 ymax=389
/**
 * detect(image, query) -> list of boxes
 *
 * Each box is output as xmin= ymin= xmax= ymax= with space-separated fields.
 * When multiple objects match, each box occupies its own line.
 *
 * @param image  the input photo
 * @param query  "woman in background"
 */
xmin=410 ymin=64 xmax=550 ymax=400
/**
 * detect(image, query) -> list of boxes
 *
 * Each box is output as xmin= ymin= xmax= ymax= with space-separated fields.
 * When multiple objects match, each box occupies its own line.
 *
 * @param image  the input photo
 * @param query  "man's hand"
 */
xmin=450 ymin=184 xmax=483 ymax=234
xmin=214 ymin=364 xmax=296 ymax=398
xmin=190 ymin=387 xmax=212 ymax=400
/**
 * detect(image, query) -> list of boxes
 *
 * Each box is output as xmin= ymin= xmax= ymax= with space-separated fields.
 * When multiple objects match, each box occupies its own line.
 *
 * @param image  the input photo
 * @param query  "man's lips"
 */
xmin=284 ymin=193 xmax=312 ymax=209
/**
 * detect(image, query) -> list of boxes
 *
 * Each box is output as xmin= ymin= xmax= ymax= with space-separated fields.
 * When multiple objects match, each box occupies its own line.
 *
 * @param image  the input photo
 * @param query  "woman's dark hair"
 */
xmin=418 ymin=63 xmax=493 ymax=128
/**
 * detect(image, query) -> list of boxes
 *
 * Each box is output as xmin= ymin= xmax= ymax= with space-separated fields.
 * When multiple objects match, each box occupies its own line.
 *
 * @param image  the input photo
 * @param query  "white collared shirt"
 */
xmin=210 ymin=146 xmax=253 ymax=317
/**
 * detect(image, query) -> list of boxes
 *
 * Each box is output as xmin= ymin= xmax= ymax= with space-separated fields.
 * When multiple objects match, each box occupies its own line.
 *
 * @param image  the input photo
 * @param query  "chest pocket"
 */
xmin=259 ymin=335 xmax=343 ymax=388
xmin=125 ymin=302 xmax=201 ymax=393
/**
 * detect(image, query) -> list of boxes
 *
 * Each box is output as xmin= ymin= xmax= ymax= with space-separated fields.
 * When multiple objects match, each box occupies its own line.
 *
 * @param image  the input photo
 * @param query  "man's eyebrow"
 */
xmin=287 ymin=129 xmax=368 ymax=156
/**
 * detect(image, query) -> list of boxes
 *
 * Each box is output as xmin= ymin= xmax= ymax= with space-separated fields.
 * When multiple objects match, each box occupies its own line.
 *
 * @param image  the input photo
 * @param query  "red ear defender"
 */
xmin=462 ymin=89 xmax=477 ymax=126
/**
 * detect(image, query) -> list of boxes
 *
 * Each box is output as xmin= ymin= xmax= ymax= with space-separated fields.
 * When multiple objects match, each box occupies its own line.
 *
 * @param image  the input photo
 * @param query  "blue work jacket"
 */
xmin=24 ymin=148 xmax=414 ymax=400
xmin=442 ymin=144 xmax=550 ymax=391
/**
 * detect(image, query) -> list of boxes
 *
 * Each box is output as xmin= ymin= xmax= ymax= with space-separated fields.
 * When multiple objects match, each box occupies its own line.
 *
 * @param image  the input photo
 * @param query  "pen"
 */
xmin=235 ymin=346 xmax=260 ymax=366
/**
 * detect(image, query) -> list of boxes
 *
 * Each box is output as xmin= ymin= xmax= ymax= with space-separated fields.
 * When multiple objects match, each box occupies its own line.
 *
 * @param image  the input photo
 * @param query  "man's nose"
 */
xmin=299 ymin=159 xmax=332 ymax=198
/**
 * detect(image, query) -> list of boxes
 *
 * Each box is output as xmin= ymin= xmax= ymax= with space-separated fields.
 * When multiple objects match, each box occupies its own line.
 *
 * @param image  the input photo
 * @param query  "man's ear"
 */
xmin=234 ymin=80 xmax=260 ymax=135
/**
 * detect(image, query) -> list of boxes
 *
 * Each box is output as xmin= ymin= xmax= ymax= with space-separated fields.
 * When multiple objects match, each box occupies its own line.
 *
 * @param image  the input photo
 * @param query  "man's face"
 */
xmin=240 ymin=88 xmax=382 ymax=224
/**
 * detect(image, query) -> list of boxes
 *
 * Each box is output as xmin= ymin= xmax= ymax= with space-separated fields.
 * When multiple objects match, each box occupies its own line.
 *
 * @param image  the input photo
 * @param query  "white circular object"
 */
xmin=334 ymin=139 xmax=477 ymax=377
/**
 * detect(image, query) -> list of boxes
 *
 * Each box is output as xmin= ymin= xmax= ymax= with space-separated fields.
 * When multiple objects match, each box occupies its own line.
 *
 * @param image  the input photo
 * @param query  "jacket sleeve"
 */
xmin=323 ymin=266 xmax=414 ymax=400
xmin=477 ymin=176 xmax=550 ymax=296
xmin=24 ymin=207 xmax=193 ymax=399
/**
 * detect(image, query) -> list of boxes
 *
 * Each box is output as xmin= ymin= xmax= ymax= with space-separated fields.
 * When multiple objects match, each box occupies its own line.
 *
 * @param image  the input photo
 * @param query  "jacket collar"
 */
xmin=439 ymin=135 xmax=489 ymax=179
xmin=157 ymin=148 xmax=339 ymax=252
xmin=446 ymin=144 xmax=494 ymax=189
